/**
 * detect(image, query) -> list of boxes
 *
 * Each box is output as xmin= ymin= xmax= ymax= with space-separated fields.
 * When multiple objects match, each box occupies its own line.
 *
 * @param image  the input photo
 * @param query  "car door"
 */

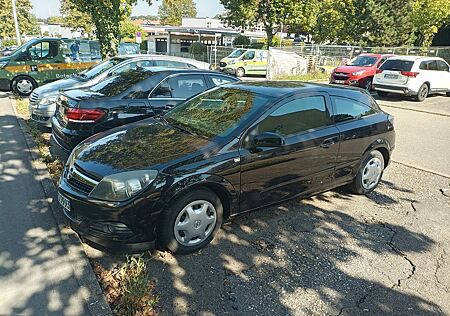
xmin=241 ymin=50 xmax=257 ymax=74
xmin=436 ymin=60 xmax=450 ymax=90
xmin=239 ymin=93 xmax=340 ymax=211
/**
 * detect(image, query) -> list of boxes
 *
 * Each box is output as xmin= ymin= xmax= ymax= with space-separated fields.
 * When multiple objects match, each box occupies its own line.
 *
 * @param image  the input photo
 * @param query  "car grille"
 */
xmin=29 ymin=91 xmax=40 ymax=106
xmin=333 ymin=72 xmax=350 ymax=80
xmin=66 ymin=165 xmax=99 ymax=195
xmin=219 ymin=62 xmax=227 ymax=67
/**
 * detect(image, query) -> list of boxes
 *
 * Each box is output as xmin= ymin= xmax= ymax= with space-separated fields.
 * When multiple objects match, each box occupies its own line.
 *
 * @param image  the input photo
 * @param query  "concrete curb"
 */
xmin=378 ymin=103 xmax=450 ymax=118
xmin=11 ymin=98 xmax=113 ymax=316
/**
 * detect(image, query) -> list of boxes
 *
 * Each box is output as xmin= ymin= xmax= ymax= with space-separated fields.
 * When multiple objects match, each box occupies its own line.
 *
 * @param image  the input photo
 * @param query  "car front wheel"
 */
xmin=350 ymin=150 xmax=385 ymax=195
xmin=159 ymin=188 xmax=223 ymax=254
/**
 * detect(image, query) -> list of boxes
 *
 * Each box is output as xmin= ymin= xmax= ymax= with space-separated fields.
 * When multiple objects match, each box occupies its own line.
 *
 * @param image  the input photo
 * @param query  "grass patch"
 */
xmin=275 ymin=72 xmax=330 ymax=81
xmin=93 ymin=256 xmax=159 ymax=316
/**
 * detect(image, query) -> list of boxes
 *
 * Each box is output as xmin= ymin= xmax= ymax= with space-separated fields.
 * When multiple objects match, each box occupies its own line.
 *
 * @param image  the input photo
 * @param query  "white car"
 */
xmin=373 ymin=56 xmax=450 ymax=101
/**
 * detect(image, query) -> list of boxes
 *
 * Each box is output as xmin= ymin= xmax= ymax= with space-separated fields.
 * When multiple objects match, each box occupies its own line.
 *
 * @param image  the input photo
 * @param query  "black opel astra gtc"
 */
xmin=58 ymin=82 xmax=395 ymax=253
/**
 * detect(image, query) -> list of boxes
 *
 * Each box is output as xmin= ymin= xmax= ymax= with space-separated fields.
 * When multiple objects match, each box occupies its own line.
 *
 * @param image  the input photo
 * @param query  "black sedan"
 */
xmin=58 ymin=82 xmax=395 ymax=253
xmin=51 ymin=67 xmax=238 ymax=154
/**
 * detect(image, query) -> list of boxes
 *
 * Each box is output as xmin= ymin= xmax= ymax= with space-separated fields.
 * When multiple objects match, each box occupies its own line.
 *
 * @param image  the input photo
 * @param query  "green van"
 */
xmin=0 ymin=38 xmax=101 ymax=95
xmin=219 ymin=48 xmax=268 ymax=77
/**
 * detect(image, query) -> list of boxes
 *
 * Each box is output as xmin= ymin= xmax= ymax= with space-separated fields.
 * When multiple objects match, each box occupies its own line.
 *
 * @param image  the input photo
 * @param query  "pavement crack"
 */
xmin=434 ymin=249 xmax=449 ymax=293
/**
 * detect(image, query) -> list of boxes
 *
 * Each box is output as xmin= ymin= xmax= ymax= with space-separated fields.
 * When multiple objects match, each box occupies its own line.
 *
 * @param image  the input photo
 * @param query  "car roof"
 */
xmin=359 ymin=53 xmax=393 ymax=58
xmin=138 ymin=66 xmax=236 ymax=76
xmin=116 ymin=54 xmax=207 ymax=63
xmin=224 ymin=81 xmax=368 ymax=98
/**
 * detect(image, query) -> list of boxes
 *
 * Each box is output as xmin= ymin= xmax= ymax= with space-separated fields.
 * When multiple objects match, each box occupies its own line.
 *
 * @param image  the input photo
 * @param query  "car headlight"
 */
xmin=0 ymin=61 xmax=8 ymax=69
xmin=352 ymin=70 xmax=365 ymax=76
xmin=88 ymin=170 xmax=158 ymax=202
xmin=39 ymin=95 xmax=58 ymax=105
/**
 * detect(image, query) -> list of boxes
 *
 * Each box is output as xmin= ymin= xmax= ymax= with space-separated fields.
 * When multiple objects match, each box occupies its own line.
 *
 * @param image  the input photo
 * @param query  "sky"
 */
xmin=30 ymin=0 xmax=224 ymax=18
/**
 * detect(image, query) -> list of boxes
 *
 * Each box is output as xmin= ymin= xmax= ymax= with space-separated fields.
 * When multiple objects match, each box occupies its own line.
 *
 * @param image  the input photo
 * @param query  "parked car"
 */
xmin=330 ymin=54 xmax=394 ymax=90
xmin=51 ymin=67 xmax=238 ymax=154
xmin=30 ymin=55 xmax=211 ymax=127
xmin=373 ymin=56 xmax=450 ymax=101
xmin=219 ymin=48 xmax=268 ymax=77
xmin=57 ymin=81 xmax=395 ymax=253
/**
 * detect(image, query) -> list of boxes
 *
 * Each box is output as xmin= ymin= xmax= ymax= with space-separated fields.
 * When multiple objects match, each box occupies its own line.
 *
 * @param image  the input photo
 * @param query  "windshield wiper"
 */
xmin=165 ymin=118 xmax=209 ymax=139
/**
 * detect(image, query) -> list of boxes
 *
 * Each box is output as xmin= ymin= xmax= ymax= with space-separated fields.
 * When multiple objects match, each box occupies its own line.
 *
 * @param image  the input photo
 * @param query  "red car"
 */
xmin=330 ymin=54 xmax=394 ymax=90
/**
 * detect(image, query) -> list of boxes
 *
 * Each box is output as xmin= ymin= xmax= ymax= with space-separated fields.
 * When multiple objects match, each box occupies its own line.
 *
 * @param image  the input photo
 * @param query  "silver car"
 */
xmin=29 ymin=55 xmax=211 ymax=127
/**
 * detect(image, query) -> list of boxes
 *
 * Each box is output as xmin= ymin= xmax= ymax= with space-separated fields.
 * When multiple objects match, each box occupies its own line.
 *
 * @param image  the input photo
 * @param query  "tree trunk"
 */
xmin=265 ymin=24 xmax=274 ymax=48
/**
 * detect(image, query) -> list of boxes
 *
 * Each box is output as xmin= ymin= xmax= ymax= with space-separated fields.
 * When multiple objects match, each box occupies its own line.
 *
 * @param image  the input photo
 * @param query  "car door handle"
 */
xmin=320 ymin=137 xmax=337 ymax=149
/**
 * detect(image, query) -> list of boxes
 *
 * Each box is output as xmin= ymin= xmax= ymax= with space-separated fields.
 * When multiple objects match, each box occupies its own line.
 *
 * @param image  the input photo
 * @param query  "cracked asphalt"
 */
xmin=85 ymin=96 xmax=450 ymax=315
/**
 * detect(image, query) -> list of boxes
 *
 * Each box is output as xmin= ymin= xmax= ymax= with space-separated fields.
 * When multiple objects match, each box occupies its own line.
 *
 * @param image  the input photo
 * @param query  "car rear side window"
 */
xmin=379 ymin=59 xmax=414 ymax=71
xmin=437 ymin=60 xmax=449 ymax=71
xmin=332 ymin=96 xmax=375 ymax=123
xmin=168 ymin=74 xmax=207 ymax=98
xmin=151 ymin=80 xmax=171 ymax=98
xmin=257 ymin=96 xmax=329 ymax=137
xmin=210 ymin=75 xmax=236 ymax=86
xmin=154 ymin=60 xmax=190 ymax=68
xmin=419 ymin=60 xmax=438 ymax=70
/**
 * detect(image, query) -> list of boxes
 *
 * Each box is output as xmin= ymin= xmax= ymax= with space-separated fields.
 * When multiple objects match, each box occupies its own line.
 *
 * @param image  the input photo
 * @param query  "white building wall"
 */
xmin=181 ymin=18 xmax=224 ymax=28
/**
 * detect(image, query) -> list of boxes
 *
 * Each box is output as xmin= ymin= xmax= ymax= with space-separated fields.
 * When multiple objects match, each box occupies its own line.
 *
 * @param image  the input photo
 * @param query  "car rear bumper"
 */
xmin=51 ymin=116 xmax=90 ymax=152
xmin=373 ymin=84 xmax=417 ymax=95
xmin=30 ymin=103 xmax=56 ymax=128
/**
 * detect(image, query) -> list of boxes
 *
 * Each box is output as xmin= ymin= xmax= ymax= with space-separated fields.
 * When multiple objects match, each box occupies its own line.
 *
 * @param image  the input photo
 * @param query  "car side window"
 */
xmin=243 ymin=51 xmax=255 ymax=60
xmin=167 ymin=74 xmax=207 ymax=99
xmin=210 ymin=75 xmax=236 ymax=86
xmin=114 ymin=61 xmax=138 ymax=75
xmin=26 ymin=41 xmax=58 ymax=60
xmin=332 ymin=96 xmax=375 ymax=123
xmin=151 ymin=80 xmax=172 ymax=98
xmin=420 ymin=60 xmax=438 ymax=70
xmin=377 ymin=58 xmax=387 ymax=68
xmin=437 ymin=60 xmax=449 ymax=72
xmin=256 ymin=96 xmax=330 ymax=137
xmin=123 ymin=79 xmax=153 ymax=99
xmin=154 ymin=60 xmax=190 ymax=68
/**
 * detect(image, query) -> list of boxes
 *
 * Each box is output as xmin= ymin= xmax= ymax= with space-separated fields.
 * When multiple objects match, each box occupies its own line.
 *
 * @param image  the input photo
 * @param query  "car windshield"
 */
xmin=89 ymin=69 xmax=152 ymax=97
xmin=379 ymin=59 xmax=414 ymax=71
xmin=348 ymin=56 xmax=378 ymax=67
xmin=228 ymin=49 xmax=247 ymax=58
xmin=164 ymin=87 xmax=271 ymax=139
xmin=78 ymin=58 xmax=123 ymax=79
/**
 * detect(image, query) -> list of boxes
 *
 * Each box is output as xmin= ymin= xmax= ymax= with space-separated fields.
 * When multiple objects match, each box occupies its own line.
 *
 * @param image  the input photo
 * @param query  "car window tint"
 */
xmin=332 ymin=97 xmax=375 ymax=123
xmin=123 ymin=79 xmax=153 ymax=99
xmin=210 ymin=75 xmax=236 ymax=86
xmin=168 ymin=75 xmax=207 ymax=98
xmin=28 ymin=41 xmax=58 ymax=60
xmin=257 ymin=96 xmax=329 ymax=137
xmin=114 ymin=61 xmax=138 ymax=74
xmin=380 ymin=59 xmax=413 ymax=71
xmin=154 ymin=60 xmax=190 ymax=68
xmin=89 ymin=70 xmax=152 ymax=97
xmin=151 ymin=80 xmax=172 ymax=97
xmin=377 ymin=58 xmax=387 ymax=68
xmin=437 ymin=60 xmax=449 ymax=71
xmin=243 ymin=51 xmax=255 ymax=60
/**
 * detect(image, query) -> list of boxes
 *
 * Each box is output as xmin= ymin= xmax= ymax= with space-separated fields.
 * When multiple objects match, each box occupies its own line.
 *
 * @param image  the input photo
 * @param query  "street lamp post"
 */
xmin=12 ymin=0 xmax=21 ymax=45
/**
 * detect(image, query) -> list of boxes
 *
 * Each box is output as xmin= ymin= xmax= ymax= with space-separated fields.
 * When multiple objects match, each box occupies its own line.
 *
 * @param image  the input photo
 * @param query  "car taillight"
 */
xmin=400 ymin=71 xmax=419 ymax=78
xmin=376 ymin=69 xmax=383 ymax=74
xmin=66 ymin=108 xmax=105 ymax=123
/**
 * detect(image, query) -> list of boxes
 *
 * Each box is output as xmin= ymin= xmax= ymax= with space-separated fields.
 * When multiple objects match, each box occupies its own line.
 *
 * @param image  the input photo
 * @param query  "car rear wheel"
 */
xmin=159 ymin=188 xmax=223 ymax=254
xmin=363 ymin=78 xmax=373 ymax=91
xmin=350 ymin=150 xmax=385 ymax=195
xmin=446 ymin=91 xmax=450 ymax=97
xmin=377 ymin=91 xmax=389 ymax=97
xmin=236 ymin=67 xmax=245 ymax=77
xmin=12 ymin=76 xmax=36 ymax=96
xmin=415 ymin=83 xmax=429 ymax=102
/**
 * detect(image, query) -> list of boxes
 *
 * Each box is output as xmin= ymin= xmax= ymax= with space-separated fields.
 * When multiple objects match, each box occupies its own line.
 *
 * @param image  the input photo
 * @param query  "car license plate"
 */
xmin=335 ymin=80 xmax=345 ymax=84
xmin=58 ymin=192 xmax=71 ymax=214
xmin=384 ymin=74 xmax=398 ymax=79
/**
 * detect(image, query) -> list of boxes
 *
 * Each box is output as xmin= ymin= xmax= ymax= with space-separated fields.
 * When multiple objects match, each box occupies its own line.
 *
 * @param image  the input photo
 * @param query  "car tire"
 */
xmin=12 ymin=75 xmax=36 ymax=96
xmin=236 ymin=67 xmax=245 ymax=77
xmin=377 ymin=91 xmax=389 ymax=97
xmin=446 ymin=91 xmax=450 ymax=97
xmin=415 ymin=83 xmax=429 ymax=102
xmin=158 ymin=188 xmax=223 ymax=254
xmin=363 ymin=78 xmax=373 ymax=91
xmin=350 ymin=150 xmax=385 ymax=195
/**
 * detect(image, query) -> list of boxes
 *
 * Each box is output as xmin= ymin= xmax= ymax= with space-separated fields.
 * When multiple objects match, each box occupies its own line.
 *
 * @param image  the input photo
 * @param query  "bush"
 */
xmin=233 ymin=35 xmax=250 ymax=47
xmin=250 ymin=42 xmax=265 ymax=49
xmin=188 ymin=42 xmax=207 ymax=55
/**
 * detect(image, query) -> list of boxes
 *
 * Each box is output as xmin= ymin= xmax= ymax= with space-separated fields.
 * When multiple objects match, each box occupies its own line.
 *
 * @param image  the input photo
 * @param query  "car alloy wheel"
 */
xmin=361 ymin=157 xmax=383 ymax=190
xmin=416 ymin=84 xmax=428 ymax=102
xmin=236 ymin=67 xmax=245 ymax=77
xmin=173 ymin=199 xmax=217 ymax=247
xmin=363 ymin=78 xmax=373 ymax=91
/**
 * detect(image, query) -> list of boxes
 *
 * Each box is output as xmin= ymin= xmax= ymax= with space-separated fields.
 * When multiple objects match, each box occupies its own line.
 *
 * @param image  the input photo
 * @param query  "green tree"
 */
xmin=47 ymin=16 xmax=66 ymax=24
xmin=158 ymin=0 xmax=197 ymax=26
xmin=411 ymin=0 xmax=450 ymax=46
xmin=232 ymin=35 xmax=250 ymax=46
xmin=220 ymin=0 xmax=317 ymax=47
xmin=0 ymin=0 xmax=39 ymax=41
xmin=69 ymin=0 xmax=152 ymax=58
xmin=61 ymin=0 xmax=95 ymax=36
xmin=120 ymin=19 xmax=143 ymax=41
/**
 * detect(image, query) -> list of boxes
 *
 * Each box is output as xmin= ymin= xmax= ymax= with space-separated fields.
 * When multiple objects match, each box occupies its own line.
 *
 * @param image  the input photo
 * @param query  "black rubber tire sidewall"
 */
xmin=377 ymin=91 xmax=389 ymax=97
xmin=363 ymin=78 xmax=373 ymax=91
xmin=415 ymin=83 xmax=428 ymax=102
xmin=350 ymin=150 xmax=385 ymax=195
xmin=158 ymin=188 xmax=223 ymax=254
xmin=12 ymin=76 xmax=36 ymax=96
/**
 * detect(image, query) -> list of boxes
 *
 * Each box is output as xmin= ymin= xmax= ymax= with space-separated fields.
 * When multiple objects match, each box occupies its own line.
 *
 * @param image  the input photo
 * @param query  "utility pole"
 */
xmin=12 ymin=0 xmax=21 ymax=45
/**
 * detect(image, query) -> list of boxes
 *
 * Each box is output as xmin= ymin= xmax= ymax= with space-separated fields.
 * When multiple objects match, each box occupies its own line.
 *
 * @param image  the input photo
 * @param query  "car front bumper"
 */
xmin=330 ymin=76 xmax=366 ymax=87
xmin=51 ymin=116 xmax=90 ymax=153
xmin=30 ymin=102 xmax=56 ymax=128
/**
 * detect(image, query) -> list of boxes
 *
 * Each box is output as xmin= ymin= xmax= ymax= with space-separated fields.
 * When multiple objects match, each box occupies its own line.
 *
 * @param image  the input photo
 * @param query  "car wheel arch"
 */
xmin=362 ymin=140 xmax=391 ymax=167
xmin=11 ymin=75 xmax=37 ymax=90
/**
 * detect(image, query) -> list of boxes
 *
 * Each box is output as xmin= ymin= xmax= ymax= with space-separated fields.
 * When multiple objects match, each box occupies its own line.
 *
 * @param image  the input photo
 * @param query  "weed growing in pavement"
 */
xmin=93 ymin=255 xmax=159 ymax=316
xmin=275 ymin=71 xmax=330 ymax=81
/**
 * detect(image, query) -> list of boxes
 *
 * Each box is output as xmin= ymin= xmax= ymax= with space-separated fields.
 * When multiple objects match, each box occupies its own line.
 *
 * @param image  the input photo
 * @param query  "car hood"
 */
xmin=74 ymin=118 xmax=214 ymax=178
xmin=333 ymin=65 xmax=373 ymax=74
xmin=33 ymin=78 xmax=89 ymax=97
xmin=63 ymin=87 xmax=105 ymax=101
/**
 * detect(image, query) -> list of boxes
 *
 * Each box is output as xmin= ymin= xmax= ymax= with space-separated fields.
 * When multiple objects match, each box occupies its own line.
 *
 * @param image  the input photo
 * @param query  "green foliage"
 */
xmin=411 ymin=0 xmax=450 ymax=46
xmin=0 ymin=0 xmax=39 ymax=41
xmin=130 ymin=15 xmax=159 ymax=21
xmin=274 ymin=72 xmax=330 ymax=81
xmin=220 ymin=0 xmax=318 ymax=47
xmin=232 ymin=35 xmax=250 ymax=46
xmin=188 ymin=41 xmax=207 ymax=55
xmin=47 ymin=16 xmax=66 ymax=25
xmin=158 ymin=0 xmax=197 ymax=26
xmin=264 ymin=35 xmax=293 ymax=48
xmin=61 ymin=0 xmax=95 ymax=36
xmin=250 ymin=41 xmax=265 ymax=49
xmin=69 ymin=0 xmax=152 ymax=58
xmin=119 ymin=20 xmax=143 ymax=41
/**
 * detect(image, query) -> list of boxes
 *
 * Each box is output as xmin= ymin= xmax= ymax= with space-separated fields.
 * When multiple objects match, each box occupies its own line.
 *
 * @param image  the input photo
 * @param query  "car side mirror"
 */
xmin=253 ymin=132 xmax=285 ymax=148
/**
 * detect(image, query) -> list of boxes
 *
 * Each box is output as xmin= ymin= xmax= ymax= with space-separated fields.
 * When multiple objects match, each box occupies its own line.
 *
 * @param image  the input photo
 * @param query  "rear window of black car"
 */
xmin=379 ymin=59 xmax=414 ymax=71
xmin=89 ymin=69 xmax=153 ymax=97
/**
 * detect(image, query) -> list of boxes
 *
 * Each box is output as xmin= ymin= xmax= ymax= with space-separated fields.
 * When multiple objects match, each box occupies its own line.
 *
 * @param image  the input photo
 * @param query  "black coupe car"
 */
xmin=51 ymin=67 xmax=238 ymax=154
xmin=58 ymin=82 xmax=395 ymax=253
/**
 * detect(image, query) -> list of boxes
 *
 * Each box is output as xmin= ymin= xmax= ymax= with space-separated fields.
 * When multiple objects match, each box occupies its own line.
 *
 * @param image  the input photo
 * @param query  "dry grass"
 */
xmin=93 ymin=256 xmax=159 ymax=316
xmin=275 ymin=71 xmax=330 ymax=81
